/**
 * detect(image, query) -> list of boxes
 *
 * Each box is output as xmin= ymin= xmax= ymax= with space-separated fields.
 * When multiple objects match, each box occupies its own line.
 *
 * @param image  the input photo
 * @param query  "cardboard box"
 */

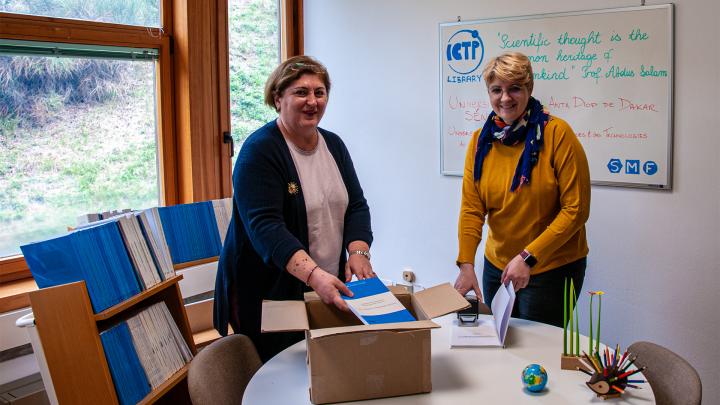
xmin=262 ymin=282 xmax=469 ymax=404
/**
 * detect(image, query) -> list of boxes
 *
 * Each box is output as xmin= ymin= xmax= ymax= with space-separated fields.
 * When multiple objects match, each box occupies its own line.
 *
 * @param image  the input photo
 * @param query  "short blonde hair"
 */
xmin=482 ymin=52 xmax=534 ymax=94
xmin=264 ymin=55 xmax=331 ymax=111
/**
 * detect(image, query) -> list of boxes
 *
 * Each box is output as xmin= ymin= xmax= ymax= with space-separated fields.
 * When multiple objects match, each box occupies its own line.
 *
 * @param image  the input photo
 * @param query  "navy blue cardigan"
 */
xmin=213 ymin=120 xmax=372 ymax=360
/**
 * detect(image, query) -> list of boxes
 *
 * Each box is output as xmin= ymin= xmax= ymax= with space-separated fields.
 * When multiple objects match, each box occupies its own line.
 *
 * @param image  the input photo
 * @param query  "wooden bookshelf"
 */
xmin=172 ymin=256 xmax=219 ymax=271
xmin=0 ymin=277 xmax=37 ymax=313
xmin=29 ymin=276 xmax=196 ymax=404
xmin=137 ymin=364 xmax=189 ymax=405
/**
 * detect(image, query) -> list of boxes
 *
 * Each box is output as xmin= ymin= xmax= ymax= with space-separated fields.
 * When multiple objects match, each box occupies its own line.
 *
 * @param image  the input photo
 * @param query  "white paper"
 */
xmin=348 ymin=291 xmax=408 ymax=317
xmin=450 ymin=281 xmax=515 ymax=348
xmin=450 ymin=318 xmax=501 ymax=346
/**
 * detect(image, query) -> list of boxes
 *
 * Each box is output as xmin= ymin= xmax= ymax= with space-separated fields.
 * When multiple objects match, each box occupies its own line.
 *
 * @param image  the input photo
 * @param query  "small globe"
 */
xmin=521 ymin=364 xmax=548 ymax=392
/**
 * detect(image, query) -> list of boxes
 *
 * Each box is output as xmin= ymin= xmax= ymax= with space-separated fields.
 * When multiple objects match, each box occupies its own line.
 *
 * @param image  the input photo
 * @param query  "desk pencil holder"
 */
xmin=575 ymin=346 xmax=647 ymax=400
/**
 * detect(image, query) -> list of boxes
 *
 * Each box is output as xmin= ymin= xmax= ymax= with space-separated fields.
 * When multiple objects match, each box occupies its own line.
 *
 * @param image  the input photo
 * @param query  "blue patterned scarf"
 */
xmin=473 ymin=97 xmax=549 ymax=191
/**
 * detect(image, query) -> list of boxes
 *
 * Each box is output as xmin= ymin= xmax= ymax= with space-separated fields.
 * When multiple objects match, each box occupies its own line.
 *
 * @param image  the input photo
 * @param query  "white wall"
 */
xmin=0 ymin=308 xmax=36 ymax=386
xmin=305 ymin=0 xmax=720 ymax=402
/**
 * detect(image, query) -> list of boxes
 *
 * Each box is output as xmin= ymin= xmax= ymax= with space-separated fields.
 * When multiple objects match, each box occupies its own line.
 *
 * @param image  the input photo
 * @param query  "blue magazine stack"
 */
xmin=100 ymin=322 xmax=151 ymax=405
xmin=157 ymin=201 xmax=222 ymax=264
xmin=21 ymin=221 xmax=141 ymax=313
xmin=99 ymin=302 xmax=194 ymax=405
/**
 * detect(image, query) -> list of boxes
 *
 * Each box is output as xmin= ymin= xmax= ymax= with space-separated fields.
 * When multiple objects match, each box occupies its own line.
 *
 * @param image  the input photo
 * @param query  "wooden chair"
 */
xmin=627 ymin=341 xmax=702 ymax=405
xmin=187 ymin=334 xmax=262 ymax=404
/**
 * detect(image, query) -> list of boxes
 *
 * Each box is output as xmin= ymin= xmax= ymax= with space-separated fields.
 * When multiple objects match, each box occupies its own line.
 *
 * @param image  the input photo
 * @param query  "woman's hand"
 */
xmin=345 ymin=241 xmax=374 ymax=282
xmin=307 ymin=267 xmax=353 ymax=312
xmin=500 ymin=255 xmax=531 ymax=291
xmin=454 ymin=263 xmax=483 ymax=301
xmin=344 ymin=254 xmax=374 ymax=282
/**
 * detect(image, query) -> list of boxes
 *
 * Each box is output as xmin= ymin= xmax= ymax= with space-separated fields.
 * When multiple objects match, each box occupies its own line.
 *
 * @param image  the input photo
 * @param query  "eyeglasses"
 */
xmin=288 ymin=62 xmax=326 ymax=74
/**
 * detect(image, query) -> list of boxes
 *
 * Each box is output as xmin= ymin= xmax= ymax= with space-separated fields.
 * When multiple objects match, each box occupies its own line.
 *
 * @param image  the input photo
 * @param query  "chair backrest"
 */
xmin=627 ymin=341 xmax=702 ymax=405
xmin=188 ymin=334 xmax=262 ymax=404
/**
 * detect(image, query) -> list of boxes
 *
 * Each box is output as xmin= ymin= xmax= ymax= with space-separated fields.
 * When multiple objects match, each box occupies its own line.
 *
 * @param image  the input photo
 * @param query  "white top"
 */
xmin=243 ymin=314 xmax=655 ymax=404
xmin=286 ymin=133 xmax=348 ymax=276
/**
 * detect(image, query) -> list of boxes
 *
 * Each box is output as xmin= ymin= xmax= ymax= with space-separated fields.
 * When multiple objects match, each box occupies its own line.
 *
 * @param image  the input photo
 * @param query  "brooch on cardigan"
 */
xmin=288 ymin=182 xmax=300 ymax=195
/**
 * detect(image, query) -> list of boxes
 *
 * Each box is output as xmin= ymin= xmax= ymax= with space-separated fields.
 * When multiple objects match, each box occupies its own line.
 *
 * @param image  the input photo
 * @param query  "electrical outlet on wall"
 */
xmin=402 ymin=268 xmax=415 ymax=283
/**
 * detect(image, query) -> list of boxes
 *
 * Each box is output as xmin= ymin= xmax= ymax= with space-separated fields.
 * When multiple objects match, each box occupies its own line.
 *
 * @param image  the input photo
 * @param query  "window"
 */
xmin=0 ymin=41 xmax=160 ymax=258
xmin=0 ymin=0 xmax=161 ymax=27
xmin=0 ymin=7 xmax=173 ymax=283
xmin=0 ymin=0 xmax=302 ymax=287
xmin=228 ymin=0 xmax=281 ymax=159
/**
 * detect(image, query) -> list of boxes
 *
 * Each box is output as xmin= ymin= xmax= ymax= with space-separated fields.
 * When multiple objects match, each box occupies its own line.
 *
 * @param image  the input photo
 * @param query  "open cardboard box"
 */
xmin=262 ymin=282 xmax=469 ymax=404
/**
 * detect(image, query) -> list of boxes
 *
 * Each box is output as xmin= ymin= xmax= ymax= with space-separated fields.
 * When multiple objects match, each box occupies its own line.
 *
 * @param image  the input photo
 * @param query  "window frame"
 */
xmin=0 ymin=7 xmax=175 ymax=282
xmin=0 ymin=0 xmax=303 ymax=285
xmin=218 ymin=0 xmax=303 ymax=194
xmin=281 ymin=0 xmax=303 ymax=60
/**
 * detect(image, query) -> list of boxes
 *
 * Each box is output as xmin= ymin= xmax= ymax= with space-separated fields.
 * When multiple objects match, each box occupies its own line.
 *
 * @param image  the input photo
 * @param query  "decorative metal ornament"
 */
xmin=288 ymin=182 xmax=299 ymax=195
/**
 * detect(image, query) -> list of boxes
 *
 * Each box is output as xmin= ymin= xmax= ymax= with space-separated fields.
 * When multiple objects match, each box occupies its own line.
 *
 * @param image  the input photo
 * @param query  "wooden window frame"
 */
xmin=217 ymin=0 xmax=303 ymax=194
xmin=281 ymin=0 xmax=304 ymax=59
xmin=0 ymin=3 xmax=176 ymax=282
xmin=0 ymin=0 xmax=304 ymax=288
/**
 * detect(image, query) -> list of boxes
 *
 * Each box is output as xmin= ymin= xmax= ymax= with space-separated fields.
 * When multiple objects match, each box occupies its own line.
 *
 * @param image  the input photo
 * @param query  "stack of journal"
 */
xmin=21 ymin=198 xmax=233 ymax=313
xmin=22 ymin=220 xmax=145 ymax=313
xmin=157 ymin=201 xmax=223 ymax=264
xmin=100 ymin=301 xmax=193 ymax=405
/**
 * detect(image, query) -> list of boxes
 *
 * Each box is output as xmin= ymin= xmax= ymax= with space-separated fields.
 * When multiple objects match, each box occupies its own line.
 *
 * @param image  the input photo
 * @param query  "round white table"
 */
xmin=243 ymin=314 xmax=655 ymax=404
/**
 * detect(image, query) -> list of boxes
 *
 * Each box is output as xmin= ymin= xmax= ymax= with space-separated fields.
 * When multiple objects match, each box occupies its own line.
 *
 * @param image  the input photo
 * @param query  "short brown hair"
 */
xmin=482 ymin=52 xmax=534 ymax=94
xmin=264 ymin=55 xmax=331 ymax=111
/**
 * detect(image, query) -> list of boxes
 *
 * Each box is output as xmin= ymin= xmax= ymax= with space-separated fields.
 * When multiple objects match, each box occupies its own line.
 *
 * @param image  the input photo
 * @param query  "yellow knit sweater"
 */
xmin=457 ymin=116 xmax=590 ymax=275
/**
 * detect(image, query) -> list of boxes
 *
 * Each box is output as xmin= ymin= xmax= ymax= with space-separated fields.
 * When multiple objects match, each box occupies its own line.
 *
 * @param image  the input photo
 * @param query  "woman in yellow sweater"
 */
xmin=453 ymin=52 xmax=590 ymax=327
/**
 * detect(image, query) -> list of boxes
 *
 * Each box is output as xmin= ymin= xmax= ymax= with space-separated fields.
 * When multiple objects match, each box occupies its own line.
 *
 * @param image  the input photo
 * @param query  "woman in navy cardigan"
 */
xmin=214 ymin=56 xmax=374 ymax=361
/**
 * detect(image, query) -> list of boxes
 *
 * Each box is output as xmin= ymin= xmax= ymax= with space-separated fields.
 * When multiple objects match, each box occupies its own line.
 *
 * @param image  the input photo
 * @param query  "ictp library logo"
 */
xmin=446 ymin=29 xmax=484 ymax=75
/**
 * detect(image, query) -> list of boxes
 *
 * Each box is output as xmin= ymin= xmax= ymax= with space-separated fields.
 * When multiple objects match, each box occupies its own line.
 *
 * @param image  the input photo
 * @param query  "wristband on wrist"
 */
xmin=520 ymin=250 xmax=537 ymax=268
xmin=306 ymin=265 xmax=319 ymax=286
xmin=349 ymin=250 xmax=371 ymax=260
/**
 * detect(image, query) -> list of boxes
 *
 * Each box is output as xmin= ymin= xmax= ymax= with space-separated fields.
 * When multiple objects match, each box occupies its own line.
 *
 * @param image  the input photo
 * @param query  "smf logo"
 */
xmin=446 ymin=29 xmax=484 ymax=75
xmin=607 ymin=158 xmax=658 ymax=175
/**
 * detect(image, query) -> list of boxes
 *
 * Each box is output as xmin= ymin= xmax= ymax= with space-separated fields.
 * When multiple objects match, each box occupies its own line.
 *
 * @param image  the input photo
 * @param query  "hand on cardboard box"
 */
xmin=308 ymin=267 xmax=353 ymax=312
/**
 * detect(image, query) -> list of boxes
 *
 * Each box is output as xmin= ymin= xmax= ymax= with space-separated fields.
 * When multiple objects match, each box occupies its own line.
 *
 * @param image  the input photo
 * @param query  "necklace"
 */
xmin=277 ymin=118 xmax=318 ymax=151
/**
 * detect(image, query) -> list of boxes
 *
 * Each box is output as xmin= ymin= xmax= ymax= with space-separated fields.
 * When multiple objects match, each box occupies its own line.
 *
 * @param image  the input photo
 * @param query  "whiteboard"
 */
xmin=439 ymin=5 xmax=674 ymax=189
